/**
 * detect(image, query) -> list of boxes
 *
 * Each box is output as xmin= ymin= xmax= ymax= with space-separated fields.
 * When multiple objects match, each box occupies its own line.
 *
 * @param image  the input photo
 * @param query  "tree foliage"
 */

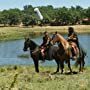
xmin=0 ymin=5 xmax=89 ymax=26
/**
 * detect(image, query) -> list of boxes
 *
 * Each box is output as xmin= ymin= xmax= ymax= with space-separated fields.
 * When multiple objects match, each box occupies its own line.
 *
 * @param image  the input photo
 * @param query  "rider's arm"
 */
xmin=46 ymin=36 xmax=51 ymax=45
xmin=67 ymin=33 xmax=78 ymax=42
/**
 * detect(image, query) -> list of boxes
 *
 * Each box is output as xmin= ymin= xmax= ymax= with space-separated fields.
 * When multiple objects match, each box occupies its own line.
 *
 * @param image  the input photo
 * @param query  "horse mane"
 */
xmin=56 ymin=34 xmax=69 ymax=50
xmin=30 ymin=39 xmax=39 ymax=47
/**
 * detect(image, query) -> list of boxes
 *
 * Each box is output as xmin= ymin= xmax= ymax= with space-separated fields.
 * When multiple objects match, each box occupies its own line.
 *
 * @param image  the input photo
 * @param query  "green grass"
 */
xmin=0 ymin=65 xmax=90 ymax=90
xmin=0 ymin=25 xmax=90 ymax=41
xmin=0 ymin=25 xmax=90 ymax=89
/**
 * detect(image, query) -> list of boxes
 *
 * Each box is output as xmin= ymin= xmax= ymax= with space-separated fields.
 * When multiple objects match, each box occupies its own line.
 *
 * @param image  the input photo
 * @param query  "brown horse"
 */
xmin=51 ymin=33 xmax=86 ymax=73
xmin=23 ymin=37 xmax=65 ymax=73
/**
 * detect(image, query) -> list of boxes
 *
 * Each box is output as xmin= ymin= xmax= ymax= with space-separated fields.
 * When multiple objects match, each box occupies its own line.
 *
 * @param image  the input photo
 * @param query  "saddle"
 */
xmin=41 ymin=47 xmax=45 ymax=57
xmin=40 ymin=45 xmax=50 ymax=60
xmin=69 ymin=42 xmax=79 ymax=60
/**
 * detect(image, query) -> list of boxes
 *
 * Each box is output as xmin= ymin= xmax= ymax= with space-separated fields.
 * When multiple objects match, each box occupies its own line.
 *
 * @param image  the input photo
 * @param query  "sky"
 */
xmin=0 ymin=0 xmax=90 ymax=10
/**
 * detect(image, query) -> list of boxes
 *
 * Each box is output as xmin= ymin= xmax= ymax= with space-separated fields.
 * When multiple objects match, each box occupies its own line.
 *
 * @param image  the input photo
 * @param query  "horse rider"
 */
xmin=40 ymin=31 xmax=51 ymax=61
xmin=67 ymin=27 xmax=80 ymax=59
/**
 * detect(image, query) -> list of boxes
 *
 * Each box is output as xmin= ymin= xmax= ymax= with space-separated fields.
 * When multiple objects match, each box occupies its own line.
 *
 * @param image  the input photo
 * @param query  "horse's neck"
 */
xmin=57 ymin=34 xmax=69 ymax=50
xmin=30 ymin=40 xmax=38 ymax=50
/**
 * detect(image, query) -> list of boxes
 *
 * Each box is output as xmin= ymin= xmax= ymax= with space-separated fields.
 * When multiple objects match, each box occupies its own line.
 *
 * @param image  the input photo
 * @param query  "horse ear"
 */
xmin=24 ymin=36 xmax=29 ymax=41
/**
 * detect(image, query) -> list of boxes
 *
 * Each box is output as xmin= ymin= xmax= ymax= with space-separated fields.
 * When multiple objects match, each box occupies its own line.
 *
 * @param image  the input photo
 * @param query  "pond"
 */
xmin=0 ymin=34 xmax=90 ymax=66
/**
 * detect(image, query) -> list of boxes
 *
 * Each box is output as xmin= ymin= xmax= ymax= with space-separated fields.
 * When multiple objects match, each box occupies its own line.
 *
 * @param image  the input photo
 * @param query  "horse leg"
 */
xmin=82 ymin=55 xmax=85 ymax=68
xmin=80 ymin=57 xmax=85 ymax=72
xmin=33 ymin=59 xmax=39 ymax=73
xmin=54 ymin=59 xmax=59 ymax=73
xmin=79 ymin=60 xmax=82 ymax=72
xmin=82 ymin=58 xmax=85 ymax=70
xmin=60 ymin=61 xmax=64 ymax=74
xmin=67 ymin=59 xmax=72 ymax=73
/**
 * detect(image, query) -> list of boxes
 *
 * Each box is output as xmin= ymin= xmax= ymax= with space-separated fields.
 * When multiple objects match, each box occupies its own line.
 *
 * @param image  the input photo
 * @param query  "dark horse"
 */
xmin=23 ymin=37 xmax=64 ymax=73
xmin=51 ymin=33 xmax=86 ymax=73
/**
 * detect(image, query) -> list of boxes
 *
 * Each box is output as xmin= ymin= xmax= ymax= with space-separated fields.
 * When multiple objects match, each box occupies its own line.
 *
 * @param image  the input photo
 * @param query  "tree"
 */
xmin=23 ymin=5 xmax=34 ymax=15
xmin=8 ymin=9 xmax=21 ymax=25
xmin=22 ymin=14 xmax=36 ymax=26
xmin=86 ymin=7 xmax=90 ymax=18
xmin=1 ymin=10 xmax=9 ymax=26
xmin=54 ymin=7 xmax=70 ymax=25
xmin=0 ymin=4 xmax=90 ymax=26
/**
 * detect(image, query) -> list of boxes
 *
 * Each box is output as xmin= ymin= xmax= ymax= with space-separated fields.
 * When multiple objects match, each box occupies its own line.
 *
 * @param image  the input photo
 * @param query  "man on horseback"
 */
xmin=67 ymin=27 xmax=80 ymax=59
xmin=40 ymin=31 xmax=51 ymax=61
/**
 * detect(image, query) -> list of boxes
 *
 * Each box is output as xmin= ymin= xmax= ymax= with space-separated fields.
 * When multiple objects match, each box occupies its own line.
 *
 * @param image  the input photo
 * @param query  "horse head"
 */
xmin=23 ymin=37 xmax=31 ymax=51
xmin=23 ymin=37 xmax=38 ymax=52
xmin=52 ymin=33 xmax=69 ymax=50
xmin=51 ymin=34 xmax=60 ymax=45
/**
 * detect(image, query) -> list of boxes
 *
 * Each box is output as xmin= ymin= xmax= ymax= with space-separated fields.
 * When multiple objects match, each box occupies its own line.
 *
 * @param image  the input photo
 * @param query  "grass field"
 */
xmin=0 ymin=65 xmax=90 ymax=90
xmin=0 ymin=25 xmax=90 ymax=90
xmin=0 ymin=25 xmax=90 ymax=41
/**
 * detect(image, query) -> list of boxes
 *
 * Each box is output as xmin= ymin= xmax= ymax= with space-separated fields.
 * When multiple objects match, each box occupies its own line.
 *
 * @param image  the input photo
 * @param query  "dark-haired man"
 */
xmin=67 ymin=27 xmax=80 ymax=59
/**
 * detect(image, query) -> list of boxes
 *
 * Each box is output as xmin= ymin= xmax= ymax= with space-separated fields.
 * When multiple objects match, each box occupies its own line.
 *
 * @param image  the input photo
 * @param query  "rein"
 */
xmin=30 ymin=47 xmax=39 ymax=54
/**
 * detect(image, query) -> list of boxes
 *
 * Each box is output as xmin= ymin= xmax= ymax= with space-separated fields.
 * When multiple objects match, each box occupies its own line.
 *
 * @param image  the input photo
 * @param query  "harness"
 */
xmin=31 ymin=47 xmax=39 ymax=54
xmin=67 ymin=42 xmax=80 ymax=60
xmin=65 ymin=43 xmax=72 ymax=58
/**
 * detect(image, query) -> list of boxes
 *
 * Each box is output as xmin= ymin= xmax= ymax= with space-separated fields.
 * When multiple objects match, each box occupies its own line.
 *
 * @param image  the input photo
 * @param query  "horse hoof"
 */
xmin=79 ymin=69 xmax=83 ymax=73
xmin=61 ymin=72 xmax=63 ymax=74
xmin=51 ymin=72 xmax=58 ymax=75
xmin=36 ymin=71 xmax=39 ymax=73
xmin=79 ymin=71 xmax=83 ymax=74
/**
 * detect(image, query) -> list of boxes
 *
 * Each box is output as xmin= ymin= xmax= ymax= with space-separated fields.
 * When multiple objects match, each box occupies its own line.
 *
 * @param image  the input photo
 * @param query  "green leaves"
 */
xmin=0 ymin=5 xmax=89 ymax=26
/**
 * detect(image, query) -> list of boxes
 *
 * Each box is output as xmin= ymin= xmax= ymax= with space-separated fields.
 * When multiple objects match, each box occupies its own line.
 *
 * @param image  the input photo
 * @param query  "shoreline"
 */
xmin=0 ymin=25 xmax=90 ymax=41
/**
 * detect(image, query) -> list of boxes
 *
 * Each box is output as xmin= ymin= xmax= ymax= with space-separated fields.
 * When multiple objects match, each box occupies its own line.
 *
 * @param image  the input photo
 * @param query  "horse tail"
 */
xmin=79 ymin=45 xmax=87 ymax=58
xmin=74 ymin=44 xmax=87 ymax=67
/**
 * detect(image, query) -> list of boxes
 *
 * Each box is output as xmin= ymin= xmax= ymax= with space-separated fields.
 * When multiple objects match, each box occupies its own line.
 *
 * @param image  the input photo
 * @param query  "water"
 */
xmin=0 ymin=34 xmax=90 ymax=66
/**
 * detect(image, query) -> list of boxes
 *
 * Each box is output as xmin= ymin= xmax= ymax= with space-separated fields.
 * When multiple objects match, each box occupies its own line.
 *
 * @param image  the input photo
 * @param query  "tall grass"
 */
xmin=0 ymin=65 xmax=90 ymax=90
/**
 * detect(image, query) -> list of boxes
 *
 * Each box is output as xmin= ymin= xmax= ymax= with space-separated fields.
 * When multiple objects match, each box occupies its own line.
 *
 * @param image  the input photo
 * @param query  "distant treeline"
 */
xmin=0 ymin=5 xmax=90 ymax=26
